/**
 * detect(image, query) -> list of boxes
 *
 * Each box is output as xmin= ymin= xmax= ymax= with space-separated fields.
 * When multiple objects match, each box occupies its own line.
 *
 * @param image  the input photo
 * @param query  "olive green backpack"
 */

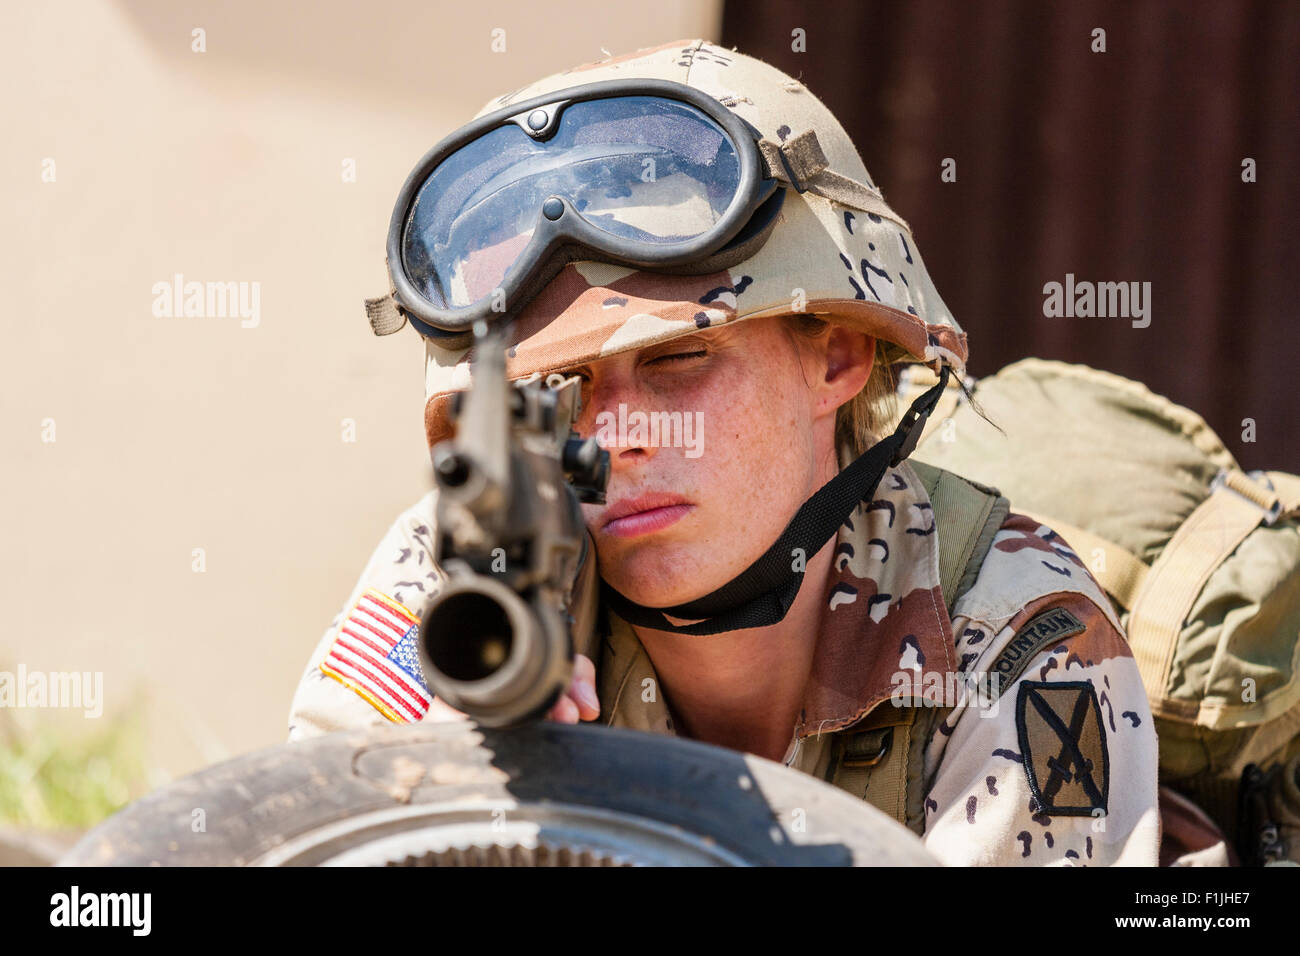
xmin=898 ymin=358 xmax=1300 ymax=854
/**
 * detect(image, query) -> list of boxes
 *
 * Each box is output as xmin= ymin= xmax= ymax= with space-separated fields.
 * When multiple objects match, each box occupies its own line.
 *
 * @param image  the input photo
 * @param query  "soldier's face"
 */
xmin=567 ymin=315 xmax=873 ymax=608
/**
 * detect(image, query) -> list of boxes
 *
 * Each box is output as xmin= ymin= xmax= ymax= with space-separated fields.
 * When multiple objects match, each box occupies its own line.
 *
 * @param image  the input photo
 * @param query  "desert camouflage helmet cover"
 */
xmin=406 ymin=38 xmax=966 ymax=447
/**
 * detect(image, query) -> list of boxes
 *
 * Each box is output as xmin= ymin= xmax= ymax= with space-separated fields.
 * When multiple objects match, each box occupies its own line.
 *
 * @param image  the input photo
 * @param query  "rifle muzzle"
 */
xmin=417 ymin=575 xmax=570 ymax=728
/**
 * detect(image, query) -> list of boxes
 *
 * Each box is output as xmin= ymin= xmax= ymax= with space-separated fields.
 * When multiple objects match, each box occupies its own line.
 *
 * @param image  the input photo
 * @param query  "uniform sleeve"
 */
xmin=920 ymin=593 xmax=1161 ymax=866
xmin=287 ymin=491 xmax=445 ymax=742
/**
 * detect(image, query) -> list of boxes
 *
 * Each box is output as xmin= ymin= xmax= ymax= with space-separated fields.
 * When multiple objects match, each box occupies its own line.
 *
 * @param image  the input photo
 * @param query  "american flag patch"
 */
xmin=320 ymin=588 xmax=432 ymax=723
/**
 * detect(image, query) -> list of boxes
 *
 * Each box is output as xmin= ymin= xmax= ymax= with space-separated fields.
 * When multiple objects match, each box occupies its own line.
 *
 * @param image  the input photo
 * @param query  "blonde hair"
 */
xmin=780 ymin=313 xmax=898 ymax=457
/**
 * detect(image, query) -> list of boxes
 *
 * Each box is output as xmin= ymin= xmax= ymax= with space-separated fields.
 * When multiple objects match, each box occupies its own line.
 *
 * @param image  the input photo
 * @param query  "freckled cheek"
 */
xmin=692 ymin=408 xmax=810 ymax=535
xmin=640 ymin=373 xmax=711 ymax=411
xmin=573 ymin=376 xmax=692 ymax=437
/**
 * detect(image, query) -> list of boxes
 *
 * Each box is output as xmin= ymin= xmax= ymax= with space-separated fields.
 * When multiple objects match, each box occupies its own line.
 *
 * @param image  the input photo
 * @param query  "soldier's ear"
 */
xmin=820 ymin=329 xmax=874 ymax=406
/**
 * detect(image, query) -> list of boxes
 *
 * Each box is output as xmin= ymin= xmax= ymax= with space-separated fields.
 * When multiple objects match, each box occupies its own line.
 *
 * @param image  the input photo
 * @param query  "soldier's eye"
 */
xmin=649 ymin=349 xmax=708 ymax=365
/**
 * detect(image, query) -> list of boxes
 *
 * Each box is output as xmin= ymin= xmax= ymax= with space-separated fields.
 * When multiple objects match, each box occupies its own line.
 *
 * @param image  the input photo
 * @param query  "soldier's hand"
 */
xmin=546 ymin=653 xmax=601 ymax=724
xmin=425 ymin=697 xmax=471 ymax=722
xmin=422 ymin=653 xmax=600 ymax=724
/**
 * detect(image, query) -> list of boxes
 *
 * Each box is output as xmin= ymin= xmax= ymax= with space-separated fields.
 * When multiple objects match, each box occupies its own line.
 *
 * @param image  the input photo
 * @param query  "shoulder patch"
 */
xmin=319 ymin=588 xmax=432 ymax=723
xmin=990 ymin=606 xmax=1085 ymax=690
xmin=1015 ymin=680 xmax=1109 ymax=817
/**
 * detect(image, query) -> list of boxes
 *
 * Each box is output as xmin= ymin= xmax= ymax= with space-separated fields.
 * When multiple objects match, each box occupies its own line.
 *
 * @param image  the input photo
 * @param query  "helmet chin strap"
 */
xmin=600 ymin=366 xmax=951 ymax=636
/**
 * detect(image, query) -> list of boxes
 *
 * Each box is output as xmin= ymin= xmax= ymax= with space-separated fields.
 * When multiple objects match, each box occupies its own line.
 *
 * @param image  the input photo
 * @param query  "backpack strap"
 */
xmin=1128 ymin=468 xmax=1297 ymax=719
xmin=979 ymin=468 xmax=1299 ymax=724
xmin=912 ymin=461 xmax=1012 ymax=610
xmin=1013 ymin=471 xmax=1300 ymax=619
xmin=827 ymin=462 xmax=1009 ymax=832
xmin=1264 ymin=471 xmax=1300 ymax=516
xmin=1013 ymin=509 xmax=1150 ymax=611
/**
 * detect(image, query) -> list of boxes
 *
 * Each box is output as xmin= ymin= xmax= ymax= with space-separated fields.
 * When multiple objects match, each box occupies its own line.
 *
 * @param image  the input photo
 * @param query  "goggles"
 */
xmin=385 ymin=79 xmax=786 ymax=343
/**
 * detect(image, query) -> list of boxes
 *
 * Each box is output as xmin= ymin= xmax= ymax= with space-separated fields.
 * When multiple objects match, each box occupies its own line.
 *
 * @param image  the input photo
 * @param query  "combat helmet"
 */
xmin=366 ymin=38 xmax=966 ymax=634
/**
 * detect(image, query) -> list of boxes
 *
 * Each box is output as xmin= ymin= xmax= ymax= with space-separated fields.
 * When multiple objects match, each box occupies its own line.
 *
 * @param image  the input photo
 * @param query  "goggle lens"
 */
xmin=401 ymin=96 xmax=743 ymax=309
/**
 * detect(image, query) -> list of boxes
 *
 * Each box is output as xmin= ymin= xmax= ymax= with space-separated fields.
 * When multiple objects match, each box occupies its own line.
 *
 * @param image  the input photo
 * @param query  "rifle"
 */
xmin=415 ymin=321 xmax=609 ymax=727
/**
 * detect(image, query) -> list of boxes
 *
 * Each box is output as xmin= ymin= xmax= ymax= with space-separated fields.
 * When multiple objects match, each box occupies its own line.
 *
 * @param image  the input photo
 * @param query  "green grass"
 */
xmin=0 ymin=704 xmax=147 ymax=829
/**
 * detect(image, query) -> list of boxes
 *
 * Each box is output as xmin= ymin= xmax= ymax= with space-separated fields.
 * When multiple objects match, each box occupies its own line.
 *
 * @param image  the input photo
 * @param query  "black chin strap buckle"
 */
xmin=889 ymin=365 xmax=952 ymax=467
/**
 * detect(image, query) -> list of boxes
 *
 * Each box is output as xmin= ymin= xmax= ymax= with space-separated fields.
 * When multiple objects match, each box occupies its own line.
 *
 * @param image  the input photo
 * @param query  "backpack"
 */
xmin=896 ymin=358 xmax=1300 ymax=857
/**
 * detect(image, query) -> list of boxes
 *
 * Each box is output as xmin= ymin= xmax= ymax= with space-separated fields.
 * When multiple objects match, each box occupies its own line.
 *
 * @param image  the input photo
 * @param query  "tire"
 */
xmin=59 ymin=721 xmax=937 ymax=866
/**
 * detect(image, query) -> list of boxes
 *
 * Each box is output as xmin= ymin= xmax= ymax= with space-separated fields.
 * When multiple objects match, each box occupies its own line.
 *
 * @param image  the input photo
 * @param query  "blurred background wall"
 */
xmin=2 ymin=0 xmax=1293 ymax=808
xmin=723 ymin=0 xmax=1299 ymax=471
xmin=2 ymin=0 xmax=723 ymax=797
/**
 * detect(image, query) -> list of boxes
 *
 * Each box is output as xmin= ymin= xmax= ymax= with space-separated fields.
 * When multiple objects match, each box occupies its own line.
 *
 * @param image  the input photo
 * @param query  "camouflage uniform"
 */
xmin=289 ymin=452 xmax=1159 ymax=865
xmin=291 ymin=39 xmax=1160 ymax=865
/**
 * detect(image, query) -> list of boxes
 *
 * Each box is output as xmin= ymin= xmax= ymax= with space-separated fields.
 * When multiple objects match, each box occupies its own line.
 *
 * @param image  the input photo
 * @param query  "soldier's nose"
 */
xmin=589 ymin=404 xmax=660 ymax=469
xmin=599 ymin=422 xmax=659 ymax=469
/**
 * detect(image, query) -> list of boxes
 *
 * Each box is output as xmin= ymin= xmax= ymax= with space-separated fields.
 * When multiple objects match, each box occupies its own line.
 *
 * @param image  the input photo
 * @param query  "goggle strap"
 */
xmin=758 ymin=128 xmax=834 ymax=190
xmin=365 ymin=292 xmax=407 ymax=336
xmin=759 ymin=130 xmax=912 ymax=233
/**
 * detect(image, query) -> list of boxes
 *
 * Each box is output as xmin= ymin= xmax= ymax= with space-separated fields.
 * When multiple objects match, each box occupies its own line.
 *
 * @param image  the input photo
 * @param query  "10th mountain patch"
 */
xmin=1015 ymin=680 xmax=1109 ymax=817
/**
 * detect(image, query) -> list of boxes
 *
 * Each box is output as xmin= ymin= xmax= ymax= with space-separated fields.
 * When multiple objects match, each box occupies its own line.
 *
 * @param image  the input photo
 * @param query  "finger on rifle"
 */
xmin=547 ymin=693 xmax=580 ymax=724
xmin=569 ymin=653 xmax=600 ymax=720
xmin=426 ymin=696 xmax=469 ymax=722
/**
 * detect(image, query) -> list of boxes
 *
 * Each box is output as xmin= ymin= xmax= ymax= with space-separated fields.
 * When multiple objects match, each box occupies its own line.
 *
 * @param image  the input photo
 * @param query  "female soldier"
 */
xmin=289 ymin=39 xmax=1159 ymax=866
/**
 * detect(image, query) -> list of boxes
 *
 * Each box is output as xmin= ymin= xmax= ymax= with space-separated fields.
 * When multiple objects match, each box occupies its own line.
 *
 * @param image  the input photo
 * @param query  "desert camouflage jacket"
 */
xmin=288 ymin=460 xmax=1160 ymax=867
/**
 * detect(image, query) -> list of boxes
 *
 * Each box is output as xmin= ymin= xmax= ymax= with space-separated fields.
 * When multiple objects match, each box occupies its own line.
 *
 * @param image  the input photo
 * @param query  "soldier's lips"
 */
xmin=601 ymin=493 xmax=694 ymax=539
